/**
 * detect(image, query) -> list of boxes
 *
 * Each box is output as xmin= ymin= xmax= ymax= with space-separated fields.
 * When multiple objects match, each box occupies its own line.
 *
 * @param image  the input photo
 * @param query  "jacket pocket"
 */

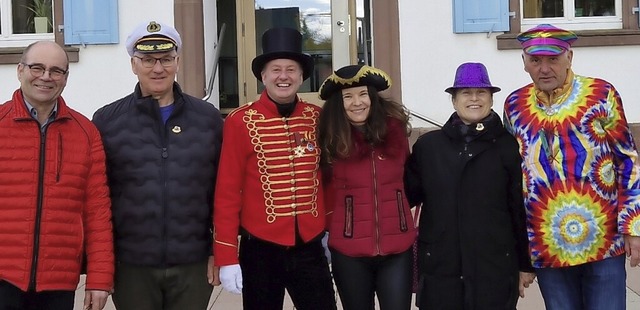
xmin=56 ymin=132 xmax=62 ymax=182
xmin=396 ymin=190 xmax=408 ymax=232
xmin=343 ymin=195 xmax=353 ymax=238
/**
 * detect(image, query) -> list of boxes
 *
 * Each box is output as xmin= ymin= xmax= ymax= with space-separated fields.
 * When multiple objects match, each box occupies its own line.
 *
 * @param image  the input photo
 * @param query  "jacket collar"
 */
xmin=442 ymin=110 xmax=504 ymax=142
xmin=133 ymin=82 xmax=185 ymax=117
xmin=9 ymin=89 xmax=72 ymax=122
xmin=256 ymin=90 xmax=304 ymax=117
xmin=350 ymin=117 xmax=407 ymax=159
xmin=534 ymin=69 xmax=575 ymax=106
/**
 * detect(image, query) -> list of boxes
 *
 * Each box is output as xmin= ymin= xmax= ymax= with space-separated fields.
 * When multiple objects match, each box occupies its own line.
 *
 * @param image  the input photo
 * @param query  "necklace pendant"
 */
xmin=545 ymin=107 xmax=556 ymax=116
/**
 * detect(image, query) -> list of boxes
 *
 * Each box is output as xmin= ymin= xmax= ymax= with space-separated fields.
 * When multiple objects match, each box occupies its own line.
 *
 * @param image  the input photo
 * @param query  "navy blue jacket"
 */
xmin=93 ymin=83 xmax=223 ymax=267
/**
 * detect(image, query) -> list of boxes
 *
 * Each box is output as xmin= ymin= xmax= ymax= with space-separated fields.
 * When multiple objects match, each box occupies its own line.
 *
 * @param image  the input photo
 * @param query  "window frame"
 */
xmin=497 ymin=0 xmax=640 ymax=50
xmin=0 ymin=0 xmax=56 ymax=46
xmin=521 ymin=0 xmax=622 ymax=31
xmin=0 ymin=0 xmax=78 ymax=65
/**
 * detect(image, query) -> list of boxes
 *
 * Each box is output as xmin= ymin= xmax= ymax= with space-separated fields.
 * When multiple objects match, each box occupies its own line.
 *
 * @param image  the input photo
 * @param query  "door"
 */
xmin=216 ymin=0 xmax=365 ymax=112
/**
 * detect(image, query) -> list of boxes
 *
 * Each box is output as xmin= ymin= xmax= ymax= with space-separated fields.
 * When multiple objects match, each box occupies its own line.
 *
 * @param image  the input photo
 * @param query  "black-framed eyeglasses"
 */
xmin=21 ymin=63 xmax=68 ymax=80
xmin=133 ymin=55 xmax=177 ymax=68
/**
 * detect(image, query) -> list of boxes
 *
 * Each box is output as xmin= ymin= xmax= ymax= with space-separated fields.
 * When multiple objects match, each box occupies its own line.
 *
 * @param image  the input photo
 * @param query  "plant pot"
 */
xmin=34 ymin=16 xmax=49 ymax=33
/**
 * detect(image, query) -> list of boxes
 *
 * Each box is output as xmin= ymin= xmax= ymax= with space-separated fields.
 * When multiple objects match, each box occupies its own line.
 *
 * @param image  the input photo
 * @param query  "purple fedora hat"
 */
xmin=445 ymin=62 xmax=501 ymax=94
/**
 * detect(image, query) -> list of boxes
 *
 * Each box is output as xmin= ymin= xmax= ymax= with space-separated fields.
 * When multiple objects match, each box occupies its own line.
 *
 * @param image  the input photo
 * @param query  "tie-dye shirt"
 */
xmin=503 ymin=73 xmax=640 ymax=268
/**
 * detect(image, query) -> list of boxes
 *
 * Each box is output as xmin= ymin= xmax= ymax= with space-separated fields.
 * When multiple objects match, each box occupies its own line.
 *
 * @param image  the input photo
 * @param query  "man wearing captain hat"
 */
xmin=503 ymin=24 xmax=640 ymax=309
xmin=213 ymin=27 xmax=337 ymax=309
xmin=92 ymin=20 xmax=224 ymax=309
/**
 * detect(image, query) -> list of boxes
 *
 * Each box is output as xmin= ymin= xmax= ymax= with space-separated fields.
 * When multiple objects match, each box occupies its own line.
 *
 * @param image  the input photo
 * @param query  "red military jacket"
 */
xmin=214 ymin=91 xmax=325 ymax=266
xmin=0 ymin=89 xmax=114 ymax=292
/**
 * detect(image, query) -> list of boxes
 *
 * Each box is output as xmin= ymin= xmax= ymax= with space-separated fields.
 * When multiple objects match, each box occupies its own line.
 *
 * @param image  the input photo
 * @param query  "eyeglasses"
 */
xmin=21 ymin=63 xmax=68 ymax=80
xmin=133 ymin=56 xmax=177 ymax=68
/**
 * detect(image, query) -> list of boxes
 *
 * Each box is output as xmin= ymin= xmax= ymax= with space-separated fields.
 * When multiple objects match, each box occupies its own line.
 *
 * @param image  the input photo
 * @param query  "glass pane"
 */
xmin=356 ymin=0 xmax=371 ymax=66
xmin=523 ymin=0 xmax=564 ymax=18
xmin=575 ymin=0 xmax=615 ymax=17
xmin=12 ymin=0 xmax=53 ymax=34
xmin=255 ymin=0 xmax=332 ymax=93
xmin=217 ymin=0 xmax=239 ymax=109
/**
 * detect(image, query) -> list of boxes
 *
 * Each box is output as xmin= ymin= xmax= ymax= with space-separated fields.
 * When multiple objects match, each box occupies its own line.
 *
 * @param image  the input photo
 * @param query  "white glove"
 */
xmin=220 ymin=264 xmax=243 ymax=294
xmin=322 ymin=231 xmax=331 ymax=264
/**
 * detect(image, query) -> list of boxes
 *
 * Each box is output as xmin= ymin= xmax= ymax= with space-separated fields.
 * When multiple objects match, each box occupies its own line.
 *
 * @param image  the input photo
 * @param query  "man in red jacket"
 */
xmin=0 ymin=41 xmax=114 ymax=310
xmin=214 ymin=27 xmax=336 ymax=310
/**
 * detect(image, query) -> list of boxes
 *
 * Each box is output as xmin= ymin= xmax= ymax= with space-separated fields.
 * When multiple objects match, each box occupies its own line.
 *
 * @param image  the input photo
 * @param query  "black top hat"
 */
xmin=251 ymin=27 xmax=314 ymax=81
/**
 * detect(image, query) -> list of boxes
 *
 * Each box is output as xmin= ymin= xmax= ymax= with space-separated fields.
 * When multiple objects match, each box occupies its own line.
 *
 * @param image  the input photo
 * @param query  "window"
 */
xmin=497 ymin=0 xmax=640 ymax=50
xmin=522 ymin=0 xmax=622 ymax=30
xmin=0 ymin=0 xmax=54 ymax=46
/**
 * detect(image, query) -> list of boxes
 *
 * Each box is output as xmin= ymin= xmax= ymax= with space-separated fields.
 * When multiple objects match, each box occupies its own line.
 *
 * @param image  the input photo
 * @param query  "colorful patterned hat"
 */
xmin=517 ymin=24 xmax=577 ymax=56
xmin=445 ymin=62 xmax=500 ymax=94
xmin=318 ymin=65 xmax=391 ymax=100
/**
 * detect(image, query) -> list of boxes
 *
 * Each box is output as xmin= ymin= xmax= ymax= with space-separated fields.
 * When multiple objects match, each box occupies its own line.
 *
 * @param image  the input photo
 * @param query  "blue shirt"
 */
xmin=23 ymin=99 xmax=57 ymax=131
xmin=159 ymin=104 xmax=175 ymax=124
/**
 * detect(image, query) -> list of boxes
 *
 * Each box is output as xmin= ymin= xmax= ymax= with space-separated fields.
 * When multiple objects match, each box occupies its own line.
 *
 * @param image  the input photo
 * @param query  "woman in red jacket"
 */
xmin=317 ymin=65 xmax=415 ymax=310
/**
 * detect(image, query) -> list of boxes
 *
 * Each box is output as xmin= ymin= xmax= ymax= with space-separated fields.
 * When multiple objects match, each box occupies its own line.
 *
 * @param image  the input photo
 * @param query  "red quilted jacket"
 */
xmin=325 ymin=118 xmax=416 ymax=257
xmin=0 ymin=89 xmax=114 ymax=292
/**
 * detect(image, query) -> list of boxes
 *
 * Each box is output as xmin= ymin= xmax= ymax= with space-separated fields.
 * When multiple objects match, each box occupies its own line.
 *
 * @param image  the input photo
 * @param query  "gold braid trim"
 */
xmin=215 ymin=240 xmax=238 ymax=248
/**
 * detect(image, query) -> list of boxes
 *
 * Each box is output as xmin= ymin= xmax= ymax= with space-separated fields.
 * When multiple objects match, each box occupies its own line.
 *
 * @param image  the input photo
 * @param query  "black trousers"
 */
xmin=239 ymin=234 xmax=337 ymax=310
xmin=0 ymin=281 xmax=74 ymax=310
xmin=330 ymin=248 xmax=413 ymax=310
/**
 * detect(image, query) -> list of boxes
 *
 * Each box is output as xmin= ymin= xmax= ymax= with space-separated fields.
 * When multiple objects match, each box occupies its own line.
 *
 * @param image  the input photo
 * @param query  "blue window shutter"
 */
xmin=453 ymin=0 xmax=509 ymax=33
xmin=63 ymin=0 xmax=119 ymax=45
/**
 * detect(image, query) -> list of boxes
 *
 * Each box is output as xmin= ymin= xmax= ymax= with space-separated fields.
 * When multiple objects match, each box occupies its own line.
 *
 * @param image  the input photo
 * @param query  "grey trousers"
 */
xmin=112 ymin=259 xmax=213 ymax=310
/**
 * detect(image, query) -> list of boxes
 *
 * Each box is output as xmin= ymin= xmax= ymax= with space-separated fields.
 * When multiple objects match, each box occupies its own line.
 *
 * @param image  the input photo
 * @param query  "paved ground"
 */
xmin=75 ymin=257 xmax=640 ymax=309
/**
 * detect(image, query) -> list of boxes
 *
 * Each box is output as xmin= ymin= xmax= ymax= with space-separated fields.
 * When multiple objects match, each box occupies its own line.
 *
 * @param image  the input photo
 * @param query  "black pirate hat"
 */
xmin=318 ymin=65 xmax=391 ymax=100
xmin=251 ymin=27 xmax=314 ymax=81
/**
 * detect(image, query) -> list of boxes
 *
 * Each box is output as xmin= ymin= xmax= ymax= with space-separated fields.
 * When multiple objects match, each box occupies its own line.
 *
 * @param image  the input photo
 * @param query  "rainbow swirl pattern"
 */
xmin=504 ymin=74 xmax=640 ymax=268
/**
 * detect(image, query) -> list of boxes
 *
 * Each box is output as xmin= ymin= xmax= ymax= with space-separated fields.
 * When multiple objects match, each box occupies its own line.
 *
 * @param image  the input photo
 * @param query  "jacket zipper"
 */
xmin=161 ymin=120 xmax=169 ymax=266
xmin=29 ymin=123 xmax=49 ymax=291
xmin=371 ymin=150 xmax=381 ymax=255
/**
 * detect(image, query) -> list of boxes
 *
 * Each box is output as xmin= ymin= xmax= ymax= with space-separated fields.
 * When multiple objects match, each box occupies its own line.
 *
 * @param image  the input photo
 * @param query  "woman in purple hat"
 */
xmin=404 ymin=62 xmax=535 ymax=309
xmin=317 ymin=65 xmax=415 ymax=310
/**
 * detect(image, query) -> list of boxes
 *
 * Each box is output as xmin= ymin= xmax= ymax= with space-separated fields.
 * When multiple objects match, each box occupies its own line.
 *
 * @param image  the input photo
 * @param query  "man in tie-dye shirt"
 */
xmin=503 ymin=24 xmax=640 ymax=310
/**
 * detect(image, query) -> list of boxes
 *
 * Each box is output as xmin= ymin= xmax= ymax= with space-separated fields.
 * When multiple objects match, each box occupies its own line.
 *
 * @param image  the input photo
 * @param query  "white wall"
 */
xmin=2 ymin=0 xmax=637 ymax=125
xmin=398 ymin=1 xmax=640 ymax=127
xmin=0 ymin=1 xmax=177 ymax=118
xmin=203 ymin=0 xmax=220 ymax=103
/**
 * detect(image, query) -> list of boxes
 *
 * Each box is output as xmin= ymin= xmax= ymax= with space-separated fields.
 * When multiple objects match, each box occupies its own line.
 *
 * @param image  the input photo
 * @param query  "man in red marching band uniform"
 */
xmin=213 ymin=27 xmax=337 ymax=310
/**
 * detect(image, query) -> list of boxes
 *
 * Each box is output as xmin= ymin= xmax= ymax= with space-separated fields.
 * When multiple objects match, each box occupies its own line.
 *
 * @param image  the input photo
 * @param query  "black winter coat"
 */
xmin=404 ymin=111 xmax=532 ymax=310
xmin=92 ymin=83 xmax=223 ymax=267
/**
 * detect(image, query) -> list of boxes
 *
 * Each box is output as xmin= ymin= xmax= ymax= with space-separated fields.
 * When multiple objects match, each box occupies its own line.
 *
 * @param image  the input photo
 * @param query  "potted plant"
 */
xmin=24 ymin=0 xmax=53 ymax=33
